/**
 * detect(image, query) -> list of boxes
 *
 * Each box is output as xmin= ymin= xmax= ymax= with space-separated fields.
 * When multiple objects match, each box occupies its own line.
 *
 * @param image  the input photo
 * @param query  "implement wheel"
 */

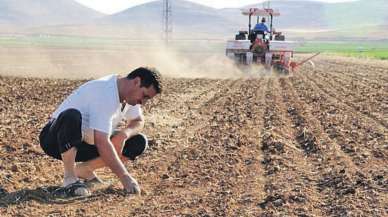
xmin=273 ymin=63 xmax=289 ymax=74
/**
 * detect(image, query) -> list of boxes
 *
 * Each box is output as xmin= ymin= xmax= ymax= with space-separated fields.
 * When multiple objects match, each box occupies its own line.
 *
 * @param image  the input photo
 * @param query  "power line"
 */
xmin=162 ymin=0 xmax=172 ymax=45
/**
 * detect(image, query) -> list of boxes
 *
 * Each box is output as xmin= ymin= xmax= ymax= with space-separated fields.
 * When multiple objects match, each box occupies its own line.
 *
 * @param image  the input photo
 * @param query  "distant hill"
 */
xmin=99 ymin=0 xmax=388 ymax=39
xmin=101 ymin=0 xmax=239 ymax=34
xmin=0 ymin=0 xmax=103 ymax=26
xmin=242 ymin=0 xmax=388 ymax=29
xmin=323 ymin=0 xmax=388 ymax=28
xmin=1 ymin=0 xmax=386 ymax=40
xmin=241 ymin=0 xmax=328 ymax=29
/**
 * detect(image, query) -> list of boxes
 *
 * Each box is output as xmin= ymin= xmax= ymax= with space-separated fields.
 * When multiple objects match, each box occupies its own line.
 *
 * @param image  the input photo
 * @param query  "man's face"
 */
xmin=126 ymin=77 xmax=158 ymax=105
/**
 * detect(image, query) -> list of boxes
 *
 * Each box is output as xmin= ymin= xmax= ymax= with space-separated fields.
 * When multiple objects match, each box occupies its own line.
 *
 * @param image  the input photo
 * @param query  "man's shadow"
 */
xmin=0 ymin=185 xmax=124 ymax=207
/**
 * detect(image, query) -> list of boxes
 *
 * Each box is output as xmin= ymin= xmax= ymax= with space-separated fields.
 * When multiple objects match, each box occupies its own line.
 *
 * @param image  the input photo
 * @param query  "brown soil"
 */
xmin=0 ymin=56 xmax=387 ymax=216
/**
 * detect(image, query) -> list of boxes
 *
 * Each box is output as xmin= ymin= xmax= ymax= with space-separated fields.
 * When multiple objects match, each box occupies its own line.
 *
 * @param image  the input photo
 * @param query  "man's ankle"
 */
xmin=84 ymin=174 xmax=98 ymax=181
xmin=77 ymin=170 xmax=97 ymax=181
xmin=75 ymin=164 xmax=96 ymax=180
xmin=63 ymin=177 xmax=79 ymax=187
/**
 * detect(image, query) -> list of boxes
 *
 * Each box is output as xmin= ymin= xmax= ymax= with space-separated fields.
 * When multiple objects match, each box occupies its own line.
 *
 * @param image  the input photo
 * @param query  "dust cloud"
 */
xmin=123 ymin=43 xmax=264 ymax=79
xmin=0 ymin=41 xmax=270 ymax=80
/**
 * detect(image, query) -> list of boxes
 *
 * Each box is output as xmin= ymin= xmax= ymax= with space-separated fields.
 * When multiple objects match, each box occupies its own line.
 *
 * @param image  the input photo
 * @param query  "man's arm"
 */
xmin=94 ymin=130 xmax=140 ymax=194
xmin=77 ymin=116 xmax=145 ymax=174
xmin=117 ymin=115 xmax=145 ymax=140
xmin=265 ymin=25 xmax=270 ymax=33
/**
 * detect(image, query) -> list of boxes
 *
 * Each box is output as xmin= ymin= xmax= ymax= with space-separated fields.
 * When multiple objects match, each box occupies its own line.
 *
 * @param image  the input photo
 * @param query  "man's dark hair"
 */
xmin=127 ymin=67 xmax=162 ymax=94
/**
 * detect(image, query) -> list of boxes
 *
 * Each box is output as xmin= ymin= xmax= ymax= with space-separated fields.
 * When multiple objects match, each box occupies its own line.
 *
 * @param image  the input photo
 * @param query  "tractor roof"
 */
xmin=241 ymin=8 xmax=280 ymax=17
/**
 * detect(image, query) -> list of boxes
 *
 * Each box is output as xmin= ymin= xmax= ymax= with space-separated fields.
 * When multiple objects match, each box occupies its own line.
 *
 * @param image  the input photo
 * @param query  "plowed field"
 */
xmin=0 ymin=56 xmax=387 ymax=216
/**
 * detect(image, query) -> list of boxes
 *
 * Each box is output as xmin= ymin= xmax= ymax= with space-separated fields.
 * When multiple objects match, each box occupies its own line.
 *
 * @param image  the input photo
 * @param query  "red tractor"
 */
xmin=226 ymin=8 xmax=318 ymax=74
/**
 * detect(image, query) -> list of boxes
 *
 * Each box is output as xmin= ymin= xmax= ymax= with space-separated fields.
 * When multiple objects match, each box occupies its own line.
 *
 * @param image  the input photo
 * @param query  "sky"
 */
xmin=74 ymin=0 xmax=357 ymax=14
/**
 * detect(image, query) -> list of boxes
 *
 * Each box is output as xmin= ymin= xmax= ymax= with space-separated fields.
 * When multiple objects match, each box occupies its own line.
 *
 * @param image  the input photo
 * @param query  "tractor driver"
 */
xmin=253 ymin=17 xmax=270 ymax=36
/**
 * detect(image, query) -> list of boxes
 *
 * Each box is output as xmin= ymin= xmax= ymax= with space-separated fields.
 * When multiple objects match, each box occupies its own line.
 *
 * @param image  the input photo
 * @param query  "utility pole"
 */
xmin=162 ymin=0 xmax=172 ymax=45
xmin=264 ymin=0 xmax=271 ymax=8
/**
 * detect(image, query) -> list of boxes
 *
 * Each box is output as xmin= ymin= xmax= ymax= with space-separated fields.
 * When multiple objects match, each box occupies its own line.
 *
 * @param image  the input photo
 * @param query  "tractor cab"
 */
xmin=234 ymin=9 xmax=280 ymax=47
xmin=226 ymin=8 xmax=296 ymax=73
xmin=242 ymin=8 xmax=279 ymax=42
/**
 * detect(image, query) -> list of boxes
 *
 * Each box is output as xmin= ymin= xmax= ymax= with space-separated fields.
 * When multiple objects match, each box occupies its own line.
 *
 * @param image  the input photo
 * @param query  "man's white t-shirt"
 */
xmin=52 ymin=74 xmax=142 ymax=144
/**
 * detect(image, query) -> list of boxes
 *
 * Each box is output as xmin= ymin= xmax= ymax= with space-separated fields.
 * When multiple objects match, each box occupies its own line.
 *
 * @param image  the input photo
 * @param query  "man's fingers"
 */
xmin=126 ymin=188 xmax=140 ymax=196
xmin=125 ymin=185 xmax=141 ymax=195
xmin=132 ymin=185 xmax=141 ymax=195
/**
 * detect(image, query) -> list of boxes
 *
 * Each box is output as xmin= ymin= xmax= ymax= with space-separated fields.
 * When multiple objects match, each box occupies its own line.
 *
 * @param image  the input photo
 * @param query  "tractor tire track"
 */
xmin=291 ymin=74 xmax=387 ymax=167
xmin=280 ymin=77 xmax=380 ymax=216
xmin=223 ymin=78 xmax=267 ymax=216
xmin=302 ymin=72 xmax=388 ymax=129
xmin=283 ymin=77 xmax=387 ymax=216
xmin=314 ymin=68 xmax=387 ymax=93
xmin=304 ymin=71 xmax=387 ymax=126
xmin=313 ymin=68 xmax=387 ymax=110
xmin=257 ymin=77 xmax=325 ymax=216
xmin=127 ymin=79 xmax=245 ymax=216
xmin=294 ymin=73 xmax=387 ymax=159
xmin=314 ymin=59 xmax=388 ymax=82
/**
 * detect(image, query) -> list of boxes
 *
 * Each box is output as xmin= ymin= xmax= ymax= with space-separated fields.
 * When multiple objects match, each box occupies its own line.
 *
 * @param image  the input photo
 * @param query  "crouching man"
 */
xmin=39 ymin=67 xmax=162 ymax=197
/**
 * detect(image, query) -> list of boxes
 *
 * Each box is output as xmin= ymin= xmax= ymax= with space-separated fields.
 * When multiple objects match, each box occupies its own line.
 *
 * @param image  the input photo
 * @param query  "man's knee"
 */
xmin=122 ymin=134 xmax=148 ymax=161
xmin=51 ymin=109 xmax=83 ymax=154
xmin=50 ymin=108 xmax=82 ymax=133
xmin=58 ymin=108 xmax=82 ymax=125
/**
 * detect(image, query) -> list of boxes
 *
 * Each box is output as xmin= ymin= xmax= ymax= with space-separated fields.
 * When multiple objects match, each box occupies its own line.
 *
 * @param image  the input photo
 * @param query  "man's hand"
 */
xmin=120 ymin=174 xmax=141 ymax=195
xmin=115 ymin=130 xmax=130 ymax=142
